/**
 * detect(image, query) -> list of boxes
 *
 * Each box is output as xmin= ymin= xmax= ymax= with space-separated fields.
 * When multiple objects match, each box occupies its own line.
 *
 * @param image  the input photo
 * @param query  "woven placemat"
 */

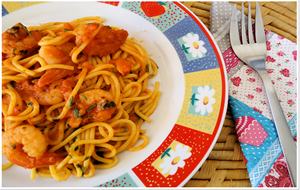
xmin=182 ymin=1 xmax=297 ymax=187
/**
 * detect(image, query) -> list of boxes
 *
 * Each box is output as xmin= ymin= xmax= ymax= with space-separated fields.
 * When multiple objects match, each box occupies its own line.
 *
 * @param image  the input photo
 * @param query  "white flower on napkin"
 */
xmin=195 ymin=86 xmax=216 ymax=115
xmin=159 ymin=144 xmax=191 ymax=175
xmin=182 ymin=33 xmax=207 ymax=58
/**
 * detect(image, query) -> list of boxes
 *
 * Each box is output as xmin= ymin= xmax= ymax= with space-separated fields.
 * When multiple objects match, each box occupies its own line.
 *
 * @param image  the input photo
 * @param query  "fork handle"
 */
xmin=259 ymin=70 xmax=297 ymax=187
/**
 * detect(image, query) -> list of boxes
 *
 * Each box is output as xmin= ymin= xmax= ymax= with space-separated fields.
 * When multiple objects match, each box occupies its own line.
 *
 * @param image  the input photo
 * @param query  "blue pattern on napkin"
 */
xmin=229 ymin=96 xmax=284 ymax=186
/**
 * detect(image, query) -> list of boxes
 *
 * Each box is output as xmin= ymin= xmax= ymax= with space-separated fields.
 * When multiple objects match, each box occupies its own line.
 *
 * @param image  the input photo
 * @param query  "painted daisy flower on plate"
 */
xmin=159 ymin=144 xmax=192 ymax=175
xmin=182 ymin=33 xmax=207 ymax=58
xmin=195 ymin=85 xmax=216 ymax=115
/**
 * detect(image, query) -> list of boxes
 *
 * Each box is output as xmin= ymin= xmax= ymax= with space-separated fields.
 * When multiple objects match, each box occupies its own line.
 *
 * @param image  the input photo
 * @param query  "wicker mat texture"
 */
xmin=182 ymin=1 xmax=297 ymax=188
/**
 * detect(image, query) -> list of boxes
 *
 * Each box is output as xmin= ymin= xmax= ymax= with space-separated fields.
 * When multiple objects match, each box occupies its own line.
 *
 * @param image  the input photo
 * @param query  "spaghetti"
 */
xmin=2 ymin=16 xmax=160 ymax=181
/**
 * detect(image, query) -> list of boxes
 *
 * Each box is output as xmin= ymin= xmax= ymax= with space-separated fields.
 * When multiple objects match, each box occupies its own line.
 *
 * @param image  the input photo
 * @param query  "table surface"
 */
xmin=182 ymin=1 xmax=297 ymax=187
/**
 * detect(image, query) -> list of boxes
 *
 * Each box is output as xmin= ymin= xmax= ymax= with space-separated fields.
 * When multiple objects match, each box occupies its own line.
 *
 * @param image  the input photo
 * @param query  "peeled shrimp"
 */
xmin=38 ymin=42 xmax=78 ymax=87
xmin=2 ymin=23 xmax=42 ymax=58
xmin=15 ymin=80 xmax=64 ymax=106
xmin=39 ymin=42 xmax=75 ymax=65
xmin=2 ymin=125 xmax=62 ymax=169
xmin=75 ymin=24 xmax=128 ymax=57
xmin=79 ymin=89 xmax=117 ymax=123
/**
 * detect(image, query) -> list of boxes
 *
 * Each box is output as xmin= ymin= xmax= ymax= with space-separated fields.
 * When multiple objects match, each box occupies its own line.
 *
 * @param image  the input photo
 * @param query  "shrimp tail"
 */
xmin=5 ymin=145 xmax=62 ymax=169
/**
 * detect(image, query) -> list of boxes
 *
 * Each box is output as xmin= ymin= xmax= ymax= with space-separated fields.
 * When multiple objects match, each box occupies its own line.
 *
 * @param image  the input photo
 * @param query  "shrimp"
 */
xmin=37 ymin=42 xmax=79 ymax=87
xmin=76 ymin=24 xmax=128 ymax=57
xmin=15 ymin=79 xmax=65 ymax=106
xmin=2 ymin=125 xmax=62 ymax=169
xmin=2 ymin=23 xmax=42 ymax=58
xmin=67 ymin=89 xmax=117 ymax=128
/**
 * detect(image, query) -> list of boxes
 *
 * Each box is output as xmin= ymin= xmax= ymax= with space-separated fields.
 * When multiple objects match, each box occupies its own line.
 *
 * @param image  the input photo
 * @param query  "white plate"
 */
xmin=2 ymin=1 xmax=227 ymax=187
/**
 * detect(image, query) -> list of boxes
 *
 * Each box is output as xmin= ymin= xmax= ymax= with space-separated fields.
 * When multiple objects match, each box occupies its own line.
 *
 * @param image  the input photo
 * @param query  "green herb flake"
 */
xmin=110 ymin=101 xmax=116 ymax=107
xmin=19 ymin=23 xmax=32 ymax=36
xmin=13 ymin=48 xmax=17 ymax=55
xmin=84 ymin=156 xmax=90 ymax=161
xmin=52 ymin=119 xmax=60 ymax=122
xmin=27 ymin=102 xmax=33 ymax=106
xmin=69 ymin=154 xmax=73 ymax=158
xmin=146 ymin=65 xmax=149 ymax=73
xmin=81 ymin=94 xmax=87 ymax=100
xmin=63 ymin=28 xmax=71 ymax=32
xmin=86 ymin=103 xmax=96 ymax=112
xmin=74 ymin=146 xmax=79 ymax=151
xmin=77 ymin=164 xmax=85 ymax=171
xmin=68 ymin=96 xmax=74 ymax=109
xmin=54 ymin=85 xmax=58 ymax=89
xmin=67 ymin=167 xmax=73 ymax=171
xmin=10 ymin=144 xmax=16 ymax=149
xmin=72 ymin=108 xmax=80 ymax=118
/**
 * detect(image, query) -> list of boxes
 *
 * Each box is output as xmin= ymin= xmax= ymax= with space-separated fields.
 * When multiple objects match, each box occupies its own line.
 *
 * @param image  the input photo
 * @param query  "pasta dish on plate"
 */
xmin=2 ymin=16 xmax=160 ymax=181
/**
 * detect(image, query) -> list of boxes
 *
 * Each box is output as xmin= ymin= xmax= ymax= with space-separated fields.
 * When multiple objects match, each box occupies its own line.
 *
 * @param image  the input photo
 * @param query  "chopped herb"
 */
xmin=87 ymin=23 xmax=99 ymax=26
xmin=146 ymin=65 xmax=149 ymax=73
xmin=11 ymin=144 xmax=16 ymax=149
xmin=13 ymin=48 xmax=17 ymax=55
xmin=135 ymin=113 xmax=140 ymax=120
xmin=102 ymin=102 xmax=110 ymax=110
xmin=22 ymin=127 xmax=26 ymax=129
xmin=16 ymin=104 xmax=19 ymax=106
xmin=138 ymin=70 xmax=141 ymax=77
xmin=74 ymin=146 xmax=79 ymax=151
xmin=73 ymin=136 xmax=77 ymax=142
xmin=52 ymin=119 xmax=60 ymax=122
xmin=11 ymin=26 xmax=20 ymax=31
xmin=20 ymin=50 xmax=28 ymax=55
xmin=110 ymin=101 xmax=116 ymax=107
xmin=84 ymin=156 xmax=90 ymax=161
xmin=72 ymin=108 xmax=80 ymax=118
xmin=81 ymin=94 xmax=87 ymax=100
xmin=27 ymin=102 xmax=33 ymax=106
xmin=68 ymin=96 xmax=74 ymax=109
xmin=42 ymin=90 xmax=46 ymax=92
xmin=105 ymin=25 xmax=112 ymax=29
xmin=69 ymin=154 xmax=73 ymax=158
xmin=50 ymin=127 xmax=54 ymax=130
xmin=53 ymin=85 xmax=58 ymax=89
xmin=63 ymin=28 xmax=71 ymax=32
xmin=86 ymin=103 xmax=96 ymax=112
xmin=77 ymin=164 xmax=85 ymax=171
xmin=19 ymin=23 xmax=32 ymax=36
xmin=67 ymin=167 xmax=73 ymax=171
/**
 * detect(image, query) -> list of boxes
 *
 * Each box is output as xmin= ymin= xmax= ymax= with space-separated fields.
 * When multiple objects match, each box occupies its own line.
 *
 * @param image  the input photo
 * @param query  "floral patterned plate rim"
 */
xmin=2 ymin=1 xmax=228 ymax=187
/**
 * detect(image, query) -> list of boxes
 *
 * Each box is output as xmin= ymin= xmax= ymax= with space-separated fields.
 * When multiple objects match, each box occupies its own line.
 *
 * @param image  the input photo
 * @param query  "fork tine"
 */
xmin=241 ymin=3 xmax=248 ymax=44
xmin=248 ymin=3 xmax=255 ymax=44
xmin=255 ymin=2 xmax=266 ymax=43
xmin=230 ymin=4 xmax=241 ymax=46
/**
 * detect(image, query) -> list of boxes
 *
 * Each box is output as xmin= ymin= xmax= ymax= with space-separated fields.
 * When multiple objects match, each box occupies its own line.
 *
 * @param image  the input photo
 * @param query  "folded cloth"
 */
xmin=209 ymin=2 xmax=297 ymax=188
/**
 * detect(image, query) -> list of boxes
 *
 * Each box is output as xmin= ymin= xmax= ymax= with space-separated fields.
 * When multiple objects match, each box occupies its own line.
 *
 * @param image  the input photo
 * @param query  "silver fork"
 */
xmin=230 ymin=2 xmax=297 ymax=186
